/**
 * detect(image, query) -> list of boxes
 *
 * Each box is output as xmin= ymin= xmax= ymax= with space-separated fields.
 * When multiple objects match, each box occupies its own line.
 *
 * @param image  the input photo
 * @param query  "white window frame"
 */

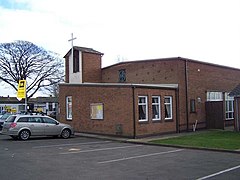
xmin=164 ymin=96 xmax=173 ymax=120
xmin=225 ymin=93 xmax=234 ymax=120
xmin=152 ymin=96 xmax=161 ymax=121
xmin=207 ymin=92 xmax=223 ymax=101
xmin=66 ymin=96 xmax=72 ymax=120
xmin=138 ymin=96 xmax=148 ymax=122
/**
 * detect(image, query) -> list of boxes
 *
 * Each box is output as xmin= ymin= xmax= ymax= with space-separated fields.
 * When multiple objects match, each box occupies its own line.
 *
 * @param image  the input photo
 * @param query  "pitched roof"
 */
xmin=229 ymin=84 xmax=240 ymax=97
xmin=63 ymin=46 xmax=104 ymax=58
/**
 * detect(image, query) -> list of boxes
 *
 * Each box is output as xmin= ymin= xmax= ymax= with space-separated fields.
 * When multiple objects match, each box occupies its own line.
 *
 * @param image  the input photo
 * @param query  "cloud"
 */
xmin=0 ymin=0 xmax=239 ymax=71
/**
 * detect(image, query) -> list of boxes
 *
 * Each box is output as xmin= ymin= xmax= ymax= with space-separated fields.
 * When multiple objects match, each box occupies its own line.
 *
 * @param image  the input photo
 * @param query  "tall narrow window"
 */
xmin=190 ymin=99 xmax=196 ymax=113
xmin=73 ymin=49 xmax=79 ymax=73
xmin=66 ymin=96 xmax=72 ymax=120
xmin=152 ymin=96 xmax=161 ymax=121
xmin=138 ymin=96 xmax=148 ymax=122
xmin=164 ymin=96 xmax=173 ymax=120
xmin=225 ymin=93 xmax=234 ymax=120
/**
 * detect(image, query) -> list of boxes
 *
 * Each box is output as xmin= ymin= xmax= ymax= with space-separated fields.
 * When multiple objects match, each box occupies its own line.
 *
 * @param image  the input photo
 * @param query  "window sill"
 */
xmin=138 ymin=120 xmax=149 ymax=124
xmin=164 ymin=119 xmax=174 ymax=122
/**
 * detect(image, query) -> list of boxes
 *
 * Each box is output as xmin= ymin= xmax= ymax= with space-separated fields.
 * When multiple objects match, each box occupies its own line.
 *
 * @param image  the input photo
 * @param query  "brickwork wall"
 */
xmin=65 ymin=56 xmax=69 ymax=83
xmin=82 ymin=52 xmax=102 ymax=82
xmin=59 ymin=84 xmax=177 ymax=137
xmin=102 ymin=58 xmax=240 ymax=131
xmin=134 ymin=88 xmax=177 ymax=137
xmin=187 ymin=61 xmax=240 ymax=128
xmin=102 ymin=58 xmax=187 ymax=131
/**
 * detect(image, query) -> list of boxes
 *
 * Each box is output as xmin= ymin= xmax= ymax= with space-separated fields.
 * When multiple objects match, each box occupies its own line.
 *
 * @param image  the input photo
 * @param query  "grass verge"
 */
xmin=150 ymin=130 xmax=240 ymax=150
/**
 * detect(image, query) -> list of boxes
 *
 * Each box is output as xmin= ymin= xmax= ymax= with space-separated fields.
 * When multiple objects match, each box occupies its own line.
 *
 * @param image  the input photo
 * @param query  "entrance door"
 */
xmin=205 ymin=101 xmax=224 ymax=129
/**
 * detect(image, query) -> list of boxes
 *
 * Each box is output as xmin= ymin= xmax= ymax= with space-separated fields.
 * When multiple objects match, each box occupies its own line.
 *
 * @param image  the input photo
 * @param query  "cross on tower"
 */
xmin=68 ymin=33 xmax=77 ymax=58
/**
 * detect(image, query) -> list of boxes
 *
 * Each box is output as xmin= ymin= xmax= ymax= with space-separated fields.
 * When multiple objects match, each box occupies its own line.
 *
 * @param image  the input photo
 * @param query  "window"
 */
xmin=164 ymin=96 xmax=172 ymax=120
xmin=119 ymin=69 xmax=126 ymax=82
xmin=28 ymin=117 xmax=42 ymax=123
xmin=73 ymin=49 xmax=79 ymax=73
xmin=225 ymin=93 xmax=234 ymax=120
xmin=190 ymin=99 xmax=196 ymax=113
xmin=138 ymin=96 xmax=148 ymax=122
xmin=43 ymin=117 xmax=57 ymax=124
xmin=90 ymin=103 xmax=104 ymax=120
xmin=207 ymin=92 xmax=223 ymax=101
xmin=48 ymin=103 xmax=53 ymax=111
xmin=66 ymin=96 xmax=72 ymax=120
xmin=152 ymin=96 xmax=161 ymax=120
xmin=17 ymin=117 xmax=28 ymax=122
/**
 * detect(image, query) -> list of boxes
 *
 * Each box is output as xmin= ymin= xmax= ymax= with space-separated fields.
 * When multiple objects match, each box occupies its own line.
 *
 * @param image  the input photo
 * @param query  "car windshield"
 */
xmin=0 ymin=113 xmax=11 ymax=120
xmin=5 ymin=116 xmax=16 ymax=122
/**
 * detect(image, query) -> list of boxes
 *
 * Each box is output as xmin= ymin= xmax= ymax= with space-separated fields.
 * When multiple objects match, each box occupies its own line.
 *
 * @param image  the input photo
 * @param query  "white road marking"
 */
xmin=196 ymin=164 xmax=240 ymax=180
xmin=60 ymin=144 xmax=143 ymax=155
xmin=98 ymin=149 xmax=184 ymax=164
xmin=32 ymin=141 xmax=111 ymax=149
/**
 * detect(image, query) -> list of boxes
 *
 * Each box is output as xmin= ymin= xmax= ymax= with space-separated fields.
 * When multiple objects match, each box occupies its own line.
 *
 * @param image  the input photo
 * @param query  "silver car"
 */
xmin=1 ymin=114 xmax=74 ymax=140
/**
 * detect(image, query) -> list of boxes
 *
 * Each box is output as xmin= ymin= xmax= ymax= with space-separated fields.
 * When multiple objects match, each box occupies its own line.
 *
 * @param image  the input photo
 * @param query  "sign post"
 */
xmin=17 ymin=80 xmax=27 ymax=112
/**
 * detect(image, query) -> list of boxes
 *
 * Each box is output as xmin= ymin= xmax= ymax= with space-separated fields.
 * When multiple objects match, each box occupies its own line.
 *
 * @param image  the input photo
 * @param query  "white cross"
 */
xmin=68 ymin=33 xmax=77 ymax=61
xmin=68 ymin=33 xmax=77 ymax=48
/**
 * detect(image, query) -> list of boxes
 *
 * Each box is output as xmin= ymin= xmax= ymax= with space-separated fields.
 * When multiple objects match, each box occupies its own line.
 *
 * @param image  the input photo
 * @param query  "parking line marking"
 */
xmin=60 ymin=144 xmax=143 ymax=155
xmin=196 ymin=164 xmax=240 ymax=180
xmin=98 ymin=149 xmax=184 ymax=164
xmin=32 ymin=141 xmax=111 ymax=149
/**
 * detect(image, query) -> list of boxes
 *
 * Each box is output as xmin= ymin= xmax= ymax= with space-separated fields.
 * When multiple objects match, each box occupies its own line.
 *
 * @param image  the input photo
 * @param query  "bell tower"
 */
xmin=64 ymin=45 xmax=103 ymax=84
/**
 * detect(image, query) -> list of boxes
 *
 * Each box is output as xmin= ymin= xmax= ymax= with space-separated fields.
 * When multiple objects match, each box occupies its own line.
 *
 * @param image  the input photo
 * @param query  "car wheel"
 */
xmin=19 ymin=130 xmax=30 ymax=140
xmin=61 ymin=129 xmax=71 ymax=139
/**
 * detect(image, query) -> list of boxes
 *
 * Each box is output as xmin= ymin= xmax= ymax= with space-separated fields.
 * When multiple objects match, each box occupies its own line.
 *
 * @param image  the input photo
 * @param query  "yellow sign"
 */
xmin=17 ymin=80 xmax=26 ymax=99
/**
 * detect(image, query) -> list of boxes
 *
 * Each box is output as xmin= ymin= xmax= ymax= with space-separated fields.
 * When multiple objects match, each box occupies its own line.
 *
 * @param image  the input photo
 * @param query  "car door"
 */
xmin=24 ymin=117 xmax=45 ymax=136
xmin=43 ymin=117 xmax=61 ymax=135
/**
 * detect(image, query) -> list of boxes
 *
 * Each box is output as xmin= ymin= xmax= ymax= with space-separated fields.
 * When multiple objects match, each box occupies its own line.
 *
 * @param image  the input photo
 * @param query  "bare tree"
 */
xmin=0 ymin=40 xmax=64 ymax=99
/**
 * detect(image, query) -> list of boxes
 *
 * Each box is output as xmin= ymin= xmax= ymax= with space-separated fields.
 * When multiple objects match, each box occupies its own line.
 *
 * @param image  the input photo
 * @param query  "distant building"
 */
xmin=0 ymin=96 xmax=25 ymax=114
xmin=59 ymin=46 xmax=240 ymax=138
xmin=0 ymin=96 xmax=58 ymax=119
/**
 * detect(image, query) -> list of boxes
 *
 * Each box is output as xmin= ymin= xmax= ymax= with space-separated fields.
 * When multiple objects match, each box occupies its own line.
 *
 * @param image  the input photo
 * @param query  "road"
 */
xmin=0 ymin=134 xmax=239 ymax=180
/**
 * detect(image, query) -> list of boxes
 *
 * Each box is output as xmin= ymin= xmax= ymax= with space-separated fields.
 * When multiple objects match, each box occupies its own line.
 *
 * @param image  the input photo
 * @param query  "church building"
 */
xmin=59 ymin=46 xmax=240 ymax=138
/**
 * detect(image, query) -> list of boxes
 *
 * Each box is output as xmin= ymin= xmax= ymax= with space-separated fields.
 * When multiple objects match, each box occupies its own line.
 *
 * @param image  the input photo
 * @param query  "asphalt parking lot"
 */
xmin=0 ymin=134 xmax=240 ymax=180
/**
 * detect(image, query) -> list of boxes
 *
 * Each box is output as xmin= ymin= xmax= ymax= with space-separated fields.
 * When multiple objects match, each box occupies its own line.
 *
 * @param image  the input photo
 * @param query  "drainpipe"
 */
xmin=132 ymin=86 xmax=136 ymax=139
xmin=236 ymin=98 xmax=239 ymax=131
xmin=184 ymin=60 xmax=189 ymax=131
xmin=176 ymin=87 xmax=180 ymax=133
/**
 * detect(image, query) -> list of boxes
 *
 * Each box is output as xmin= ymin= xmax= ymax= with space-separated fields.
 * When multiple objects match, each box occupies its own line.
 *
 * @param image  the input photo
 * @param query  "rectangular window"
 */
xmin=164 ymin=96 xmax=173 ymax=120
xmin=225 ymin=93 xmax=234 ymax=120
xmin=73 ymin=49 xmax=79 ymax=73
xmin=152 ymin=96 xmax=161 ymax=121
xmin=66 ymin=96 xmax=72 ymax=120
xmin=48 ymin=103 xmax=53 ymax=111
xmin=206 ymin=92 xmax=223 ymax=101
xmin=190 ymin=99 xmax=196 ymax=113
xmin=138 ymin=96 xmax=148 ymax=122
xmin=90 ymin=103 xmax=104 ymax=120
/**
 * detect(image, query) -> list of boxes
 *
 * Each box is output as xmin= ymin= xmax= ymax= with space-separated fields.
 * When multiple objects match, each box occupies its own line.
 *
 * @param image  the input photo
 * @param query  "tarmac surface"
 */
xmin=75 ymin=128 xmax=240 ymax=154
xmin=1 ymin=130 xmax=240 ymax=180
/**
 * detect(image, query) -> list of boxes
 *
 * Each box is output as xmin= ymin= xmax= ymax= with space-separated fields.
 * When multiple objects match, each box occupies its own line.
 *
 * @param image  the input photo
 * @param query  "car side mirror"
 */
xmin=56 ymin=122 xmax=59 ymax=125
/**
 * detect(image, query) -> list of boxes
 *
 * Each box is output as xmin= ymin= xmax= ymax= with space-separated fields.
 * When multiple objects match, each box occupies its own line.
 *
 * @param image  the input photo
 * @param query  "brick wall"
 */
xmin=59 ymin=84 xmax=177 ymax=137
xmin=82 ymin=52 xmax=102 ymax=82
xmin=65 ymin=56 xmax=69 ymax=83
xmin=102 ymin=58 xmax=240 ymax=131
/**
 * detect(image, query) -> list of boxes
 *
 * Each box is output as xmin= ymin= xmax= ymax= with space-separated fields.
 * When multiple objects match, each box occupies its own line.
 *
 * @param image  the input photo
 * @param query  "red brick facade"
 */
xmin=102 ymin=58 xmax=240 ymax=131
xmin=60 ymin=47 xmax=240 ymax=137
xmin=59 ymin=84 xmax=177 ymax=137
